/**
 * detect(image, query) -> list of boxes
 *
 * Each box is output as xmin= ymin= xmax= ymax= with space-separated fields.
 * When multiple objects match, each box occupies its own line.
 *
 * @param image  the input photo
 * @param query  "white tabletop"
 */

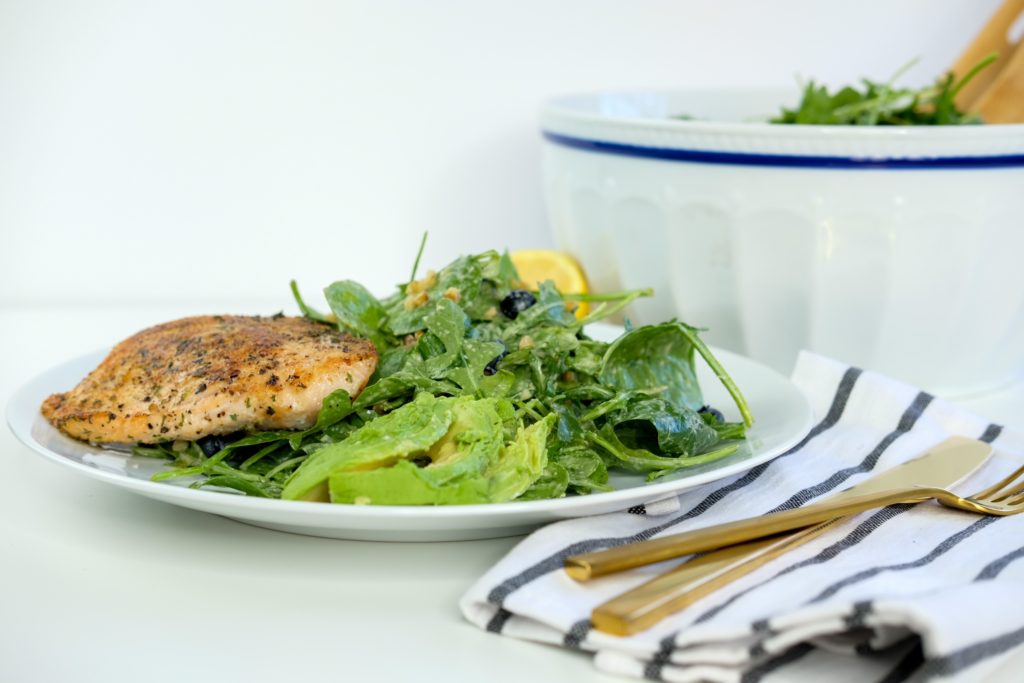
xmin=3 ymin=305 xmax=1023 ymax=682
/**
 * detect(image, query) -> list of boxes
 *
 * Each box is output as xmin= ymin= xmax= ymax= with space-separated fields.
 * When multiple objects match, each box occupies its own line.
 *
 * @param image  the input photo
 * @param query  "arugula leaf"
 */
xmin=420 ymin=298 xmax=468 ymax=376
xmin=566 ymin=339 xmax=608 ymax=377
xmin=518 ymin=461 xmax=569 ymax=500
xmin=385 ymin=253 xmax=499 ymax=335
xmin=202 ymin=430 xmax=302 ymax=469
xmin=352 ymin=359 xmax=457 ymax=409
xmin=552 ymin=441 xmax=611 ymax=494
xmin=194 ymin=474 xmax=276 ymax=497
xmin=407 ymin=231 xmax=429 ymax=284
xmin=448 ymin=339 xmax=508 ymax=396
xmin=290 ymin=280 xmax=333 ymax=323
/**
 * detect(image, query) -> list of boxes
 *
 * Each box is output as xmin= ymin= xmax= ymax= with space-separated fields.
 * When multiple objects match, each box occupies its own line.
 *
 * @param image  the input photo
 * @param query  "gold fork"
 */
xmin=566 ymin=462 xmax=1024 ymax=582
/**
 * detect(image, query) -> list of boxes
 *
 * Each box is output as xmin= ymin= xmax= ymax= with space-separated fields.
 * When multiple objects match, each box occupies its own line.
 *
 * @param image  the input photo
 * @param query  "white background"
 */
xmin=0 ymin=0 xmax=1005 ymax=309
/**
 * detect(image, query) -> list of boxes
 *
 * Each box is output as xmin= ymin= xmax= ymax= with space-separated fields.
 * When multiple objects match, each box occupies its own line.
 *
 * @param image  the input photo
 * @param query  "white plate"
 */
xmin=7 ymin=327 xmax=812 ymax=541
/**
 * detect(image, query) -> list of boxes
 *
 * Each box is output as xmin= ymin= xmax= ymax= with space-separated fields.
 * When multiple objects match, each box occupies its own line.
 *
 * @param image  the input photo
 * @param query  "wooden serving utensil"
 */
xmin=971 ymin=38 xmax=1024 ymax=122
xmin=951 ymin=0 xmax=1024 ymax=122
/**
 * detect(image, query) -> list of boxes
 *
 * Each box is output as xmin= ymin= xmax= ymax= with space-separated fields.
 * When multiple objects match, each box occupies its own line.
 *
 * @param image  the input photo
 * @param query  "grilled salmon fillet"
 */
xmin=41 ymin=315 xmax=378 ymax=444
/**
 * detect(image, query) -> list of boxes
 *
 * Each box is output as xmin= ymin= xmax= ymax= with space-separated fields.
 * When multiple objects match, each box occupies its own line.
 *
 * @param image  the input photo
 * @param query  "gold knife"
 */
xmin=587 ymin=436 xmax=992 ymax=635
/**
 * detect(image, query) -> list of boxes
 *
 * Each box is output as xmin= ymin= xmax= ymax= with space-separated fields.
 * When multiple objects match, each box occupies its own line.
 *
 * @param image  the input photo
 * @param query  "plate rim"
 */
xmin=7 ymin=344 xmax=813 ymax=522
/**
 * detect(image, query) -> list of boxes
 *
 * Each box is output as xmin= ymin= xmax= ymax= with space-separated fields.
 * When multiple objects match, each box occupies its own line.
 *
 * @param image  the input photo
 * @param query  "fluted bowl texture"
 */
xmin=541 ymin=89 xmax=1024 ymax=395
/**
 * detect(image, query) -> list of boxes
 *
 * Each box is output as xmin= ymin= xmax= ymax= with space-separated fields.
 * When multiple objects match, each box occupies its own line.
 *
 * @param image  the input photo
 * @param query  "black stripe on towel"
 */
xmin=681 ymin=389 xmax=931 ymax=624
xmin=485 ymin=608 xmax=513 ymax=633
xmin=873 ymin=421 xmax=1009 ymax=683
xmin=919 ymin=624 xmax=1024 ymax=678
xmin=766 ymin=392 xmax=933 ymax=514
xmin=976 ymin=544 xmax=1024 ymax=581
xmin=639 ymin=385 xmax=934 ymax=681
xmin=979 ymin=423 xmax=1003 ymax=444
xmin=845 ymin=600 xmax=873 ymax=629
xmin=643 ymin=636 xmax=676 ymax=681
xmin=692 ymin=505 xmax=913 ymax=626
xmin=562 ymin=619 xmax=591 ymax=650
xmin=808 ymin=516 xmax=999 ymax=604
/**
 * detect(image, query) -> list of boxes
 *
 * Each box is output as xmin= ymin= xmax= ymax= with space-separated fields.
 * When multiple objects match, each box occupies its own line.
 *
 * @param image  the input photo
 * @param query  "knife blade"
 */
xmin=590 ymin=435 xmax=992 ymax=635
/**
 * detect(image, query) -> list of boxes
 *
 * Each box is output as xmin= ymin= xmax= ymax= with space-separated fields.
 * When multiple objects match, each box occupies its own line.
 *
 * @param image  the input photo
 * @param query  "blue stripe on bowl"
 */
xmin=542 ymin=131 xmax=1024 ymax=169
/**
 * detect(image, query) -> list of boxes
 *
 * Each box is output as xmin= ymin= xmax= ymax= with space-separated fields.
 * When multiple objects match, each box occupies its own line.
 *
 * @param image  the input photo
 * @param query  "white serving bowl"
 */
xmin=541 ymin=89 xmax=1024 ymax=396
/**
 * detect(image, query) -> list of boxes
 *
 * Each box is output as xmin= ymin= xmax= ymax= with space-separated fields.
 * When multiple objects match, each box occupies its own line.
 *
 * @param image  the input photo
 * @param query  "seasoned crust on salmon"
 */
xmin=41 ymin=315 xmax=378 ymax=444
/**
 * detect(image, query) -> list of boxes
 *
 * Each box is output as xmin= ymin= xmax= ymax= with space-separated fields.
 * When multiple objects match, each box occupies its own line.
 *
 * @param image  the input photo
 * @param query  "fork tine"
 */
xmin=972 ymin=463 xmax=1024 ymax=501
xmin=991 ymin=481 xmax=1024 ymax=503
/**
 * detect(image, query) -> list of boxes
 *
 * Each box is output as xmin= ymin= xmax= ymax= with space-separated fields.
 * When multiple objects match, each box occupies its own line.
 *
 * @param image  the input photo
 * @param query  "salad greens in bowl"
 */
xmin=770 ymin=56 xmax=997 ymax=126
xmin=133 ymin=245 xmax=752 ymax=505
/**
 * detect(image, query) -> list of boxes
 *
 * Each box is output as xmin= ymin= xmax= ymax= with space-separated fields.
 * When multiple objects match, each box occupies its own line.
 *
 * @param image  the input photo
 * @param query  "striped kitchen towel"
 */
xmin=460 ymin=352 xmax=1024 ymax=683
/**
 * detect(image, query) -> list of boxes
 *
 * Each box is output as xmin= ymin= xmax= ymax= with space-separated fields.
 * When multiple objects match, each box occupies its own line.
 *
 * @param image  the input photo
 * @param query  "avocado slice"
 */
xmin=486 ymin=414 xmax=554 ymax=502
xmin=281 ymin=392 xmax=453 ymax=501
xmin=328 ymin=397 xmax=504 ymax=505
xmin=328 ymin=409 xmax=554 ymax=505
xmin=284 ymin=391 xmax=554 ymax=505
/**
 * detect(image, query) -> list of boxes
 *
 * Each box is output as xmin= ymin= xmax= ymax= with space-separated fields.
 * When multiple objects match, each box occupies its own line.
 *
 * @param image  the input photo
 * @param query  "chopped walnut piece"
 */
xmin=402 ymin=331 xmax=424 ymax=347
xmin=407 ymin=270 xmax=437 ymax=295
xmin=404 ymin=291 xmax=429 ymax=310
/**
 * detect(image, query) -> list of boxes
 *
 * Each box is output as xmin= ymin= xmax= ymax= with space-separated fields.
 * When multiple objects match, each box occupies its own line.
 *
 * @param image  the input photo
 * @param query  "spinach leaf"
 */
xmin=600 ymin=322 xmax=702 ymax=412
xmin=324 ymin=280 xmax=388 ymax=348
xmin=591 ymin=425 xmax=740 ymax=479
xmin=604 ymin=396 xmax=720 ymax=456
xmin=600 ymin=322 xmax=753 ymax=427
xmin=313 ymin=389 xmax=354 ymax=430
xmin=375 ymin=344 xmax=412 ymax=380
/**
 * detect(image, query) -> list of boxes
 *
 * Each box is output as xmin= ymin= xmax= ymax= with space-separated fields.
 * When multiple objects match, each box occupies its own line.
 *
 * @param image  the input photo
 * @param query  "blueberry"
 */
xmin=500 ymin=290 xmax=537 ymax=319
xmin=197 ymin=434 xmax=230 ymax=456
xmin=698 ymin=405 xmax=725 ymax=423
xmin=483 ymin=342 xmax=508 ymax=376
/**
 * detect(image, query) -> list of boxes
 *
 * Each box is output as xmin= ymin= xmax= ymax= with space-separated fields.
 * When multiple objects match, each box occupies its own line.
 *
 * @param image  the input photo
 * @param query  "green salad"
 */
xmin=771 ymin=56 xmax=997 ymax=126
xmin=672 ymin=56 xmax=997 ymax=126
xmin=135 ymin=243 xmax=753 ymax=505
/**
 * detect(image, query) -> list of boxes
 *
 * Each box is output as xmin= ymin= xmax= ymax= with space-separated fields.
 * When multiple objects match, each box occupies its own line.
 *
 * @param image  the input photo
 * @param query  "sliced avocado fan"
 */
xmin=281 ymin=392 xmax=453 ymax=502
xmin=282 ymin=393 xmax=553 ymax=505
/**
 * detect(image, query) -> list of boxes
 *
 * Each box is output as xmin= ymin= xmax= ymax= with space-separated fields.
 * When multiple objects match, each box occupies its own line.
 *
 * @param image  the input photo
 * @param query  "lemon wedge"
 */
xmin=510 ymin=249 xmax=589 ymax=318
